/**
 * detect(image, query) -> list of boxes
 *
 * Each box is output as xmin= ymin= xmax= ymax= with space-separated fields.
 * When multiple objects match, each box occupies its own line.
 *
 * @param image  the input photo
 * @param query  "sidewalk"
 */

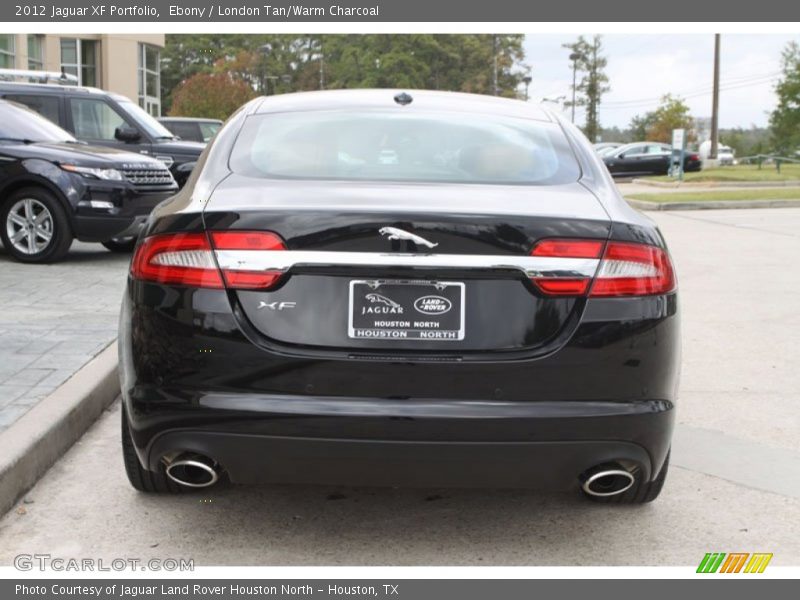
xmin=0 ymin=242 xmax=129 ymax=432
xmin=616 ymin=181 xmax=800 ymax=196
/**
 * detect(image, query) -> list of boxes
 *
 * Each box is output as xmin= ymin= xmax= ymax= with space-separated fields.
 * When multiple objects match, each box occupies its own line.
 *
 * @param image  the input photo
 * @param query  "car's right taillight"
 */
xmin=530 ymin=238 xmax=676 ymax=298
xmin=131 ymin=231 xmax=287 ymax=290
xmin=590 ymin=241 xmax=676 ymax=297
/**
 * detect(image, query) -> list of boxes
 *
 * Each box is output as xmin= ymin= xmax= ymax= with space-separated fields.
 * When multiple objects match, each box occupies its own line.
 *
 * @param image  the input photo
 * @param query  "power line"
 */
xmin=603 ymin=71 xmax=780 ymax=108
xmin=600 ymin=73 xmax=779 ymax=111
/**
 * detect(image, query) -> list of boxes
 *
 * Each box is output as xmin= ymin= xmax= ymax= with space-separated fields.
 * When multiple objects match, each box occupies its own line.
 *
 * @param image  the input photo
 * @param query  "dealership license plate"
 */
xmin=348 ymin=280 xmax=465 ymax=341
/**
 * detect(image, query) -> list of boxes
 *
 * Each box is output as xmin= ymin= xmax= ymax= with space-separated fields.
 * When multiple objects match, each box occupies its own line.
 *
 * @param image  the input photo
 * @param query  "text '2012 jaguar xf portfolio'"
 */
xmin=120 ymin=90 xmax=679 ymax=503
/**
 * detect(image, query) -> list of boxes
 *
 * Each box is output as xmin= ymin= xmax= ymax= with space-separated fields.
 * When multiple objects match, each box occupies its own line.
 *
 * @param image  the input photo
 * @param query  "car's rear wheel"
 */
xmin=584 ymin=451 xmax=670 ymax=504
xmin=102 ymin=237 xmax=137 ymax=253
xmin=121 ymin=406 xmax=184 ymax=494
xmin=0 ymin=187 xmax=72 ymax=263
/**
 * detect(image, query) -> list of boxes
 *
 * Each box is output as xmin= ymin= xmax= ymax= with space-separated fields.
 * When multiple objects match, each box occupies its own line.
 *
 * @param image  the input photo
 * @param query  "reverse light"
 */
xmin=131 ymin=231 xmax=287 ymax=289
xmin=590 ymin=242 xmax=676 ymax=297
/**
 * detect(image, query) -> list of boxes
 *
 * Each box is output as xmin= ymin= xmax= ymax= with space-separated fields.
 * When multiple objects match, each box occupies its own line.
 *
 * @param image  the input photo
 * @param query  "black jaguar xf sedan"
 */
xmin=120 ymin=90 xmax=679 ymax=503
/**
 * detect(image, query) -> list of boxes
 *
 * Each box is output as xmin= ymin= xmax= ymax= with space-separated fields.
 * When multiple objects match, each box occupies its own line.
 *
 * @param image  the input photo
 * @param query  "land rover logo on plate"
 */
xmin=414 ymin=295 xmax=452 ymax=315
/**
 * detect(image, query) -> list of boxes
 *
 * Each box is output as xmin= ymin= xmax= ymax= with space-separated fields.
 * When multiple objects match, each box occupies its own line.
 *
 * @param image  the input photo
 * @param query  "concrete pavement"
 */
xmin=0 ymin=242 xmax=128 ymax=432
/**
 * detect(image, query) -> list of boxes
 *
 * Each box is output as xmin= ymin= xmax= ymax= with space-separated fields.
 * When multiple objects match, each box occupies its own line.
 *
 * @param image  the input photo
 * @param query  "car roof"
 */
xmin=616 ymin=141 xmax=670 ymax=149
xmin=250 ymin=89 xmax=555 ymax=122
xmin=0 ymin=80 xmax=128 ymax=102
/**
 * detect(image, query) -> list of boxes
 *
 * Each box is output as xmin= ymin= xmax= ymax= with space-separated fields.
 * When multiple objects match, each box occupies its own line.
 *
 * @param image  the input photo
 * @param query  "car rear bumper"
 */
xmin=148 ymin=431 xmax=660 ymax=490
xmin=120 ymin=287 xmax=679 ymax=489
xmin=127 ymin=389 xmax=673 ymax=489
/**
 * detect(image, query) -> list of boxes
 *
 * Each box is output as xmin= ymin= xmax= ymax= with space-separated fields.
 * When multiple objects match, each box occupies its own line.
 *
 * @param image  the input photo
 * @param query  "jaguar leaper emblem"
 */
xmin=379 ymin=227 xmax=438 ymax=249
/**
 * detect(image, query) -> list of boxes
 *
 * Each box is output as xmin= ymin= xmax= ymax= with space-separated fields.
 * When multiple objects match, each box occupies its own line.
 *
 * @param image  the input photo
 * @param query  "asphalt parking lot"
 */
xmin=0 ymin=208 xmax=799 ymax=566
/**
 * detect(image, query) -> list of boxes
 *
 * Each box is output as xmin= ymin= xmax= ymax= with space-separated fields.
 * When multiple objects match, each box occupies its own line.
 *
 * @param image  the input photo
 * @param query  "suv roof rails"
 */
xmin=0 ymin=68 xmax=79 ymax=85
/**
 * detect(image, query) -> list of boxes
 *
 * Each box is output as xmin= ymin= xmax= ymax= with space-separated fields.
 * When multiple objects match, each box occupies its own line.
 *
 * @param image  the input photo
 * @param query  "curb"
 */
xmin=0 ymin=342 xmax=119 ymax=516
xmin=626 ymin=198 xmax=800 ymax=211
xmin=630 ymin=178 xmax=800 ymax=189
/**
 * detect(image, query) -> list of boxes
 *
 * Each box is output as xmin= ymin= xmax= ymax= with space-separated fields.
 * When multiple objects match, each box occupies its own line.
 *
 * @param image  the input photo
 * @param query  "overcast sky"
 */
xmin=523 ymin=34 xmax=799 ymax=130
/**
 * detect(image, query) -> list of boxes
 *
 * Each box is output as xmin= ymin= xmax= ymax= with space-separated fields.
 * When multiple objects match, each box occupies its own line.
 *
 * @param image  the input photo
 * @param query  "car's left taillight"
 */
xmin=130 ymin=231 xmax=286 ymax=289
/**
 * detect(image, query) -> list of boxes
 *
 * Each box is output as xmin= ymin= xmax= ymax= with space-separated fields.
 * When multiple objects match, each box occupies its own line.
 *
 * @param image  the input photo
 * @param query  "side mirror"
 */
xmin=114 ymin=125 xmax=141 ymax=143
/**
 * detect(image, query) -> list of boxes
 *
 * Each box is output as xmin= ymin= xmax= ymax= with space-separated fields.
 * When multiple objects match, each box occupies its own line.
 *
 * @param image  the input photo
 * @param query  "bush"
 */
xmin=169 ymin=72 xmax=256 ymax=121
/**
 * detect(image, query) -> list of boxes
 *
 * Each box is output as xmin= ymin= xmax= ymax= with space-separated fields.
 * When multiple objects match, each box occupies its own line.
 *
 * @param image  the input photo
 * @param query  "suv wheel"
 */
xmin=0 ymin=187 xmax=72 ymax=263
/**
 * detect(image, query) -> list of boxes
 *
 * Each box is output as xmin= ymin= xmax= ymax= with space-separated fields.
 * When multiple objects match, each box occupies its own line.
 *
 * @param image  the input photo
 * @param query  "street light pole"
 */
xmin=569 ymin=52 xmax=581 ymax=123
xmin=522 ymin=75 xmax=532 ymax=101
xmin=259 ymin=43 xmax=271 ymax=95
xmin=319 ymin=36 xmax=325 ymax=90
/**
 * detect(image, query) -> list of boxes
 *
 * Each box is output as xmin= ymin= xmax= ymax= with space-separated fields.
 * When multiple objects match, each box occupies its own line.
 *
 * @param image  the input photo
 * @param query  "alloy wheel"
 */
xmin=5 ymin=198 xmax=54 ymax=255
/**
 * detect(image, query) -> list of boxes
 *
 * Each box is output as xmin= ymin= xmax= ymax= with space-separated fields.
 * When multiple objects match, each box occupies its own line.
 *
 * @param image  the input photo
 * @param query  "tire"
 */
xmin=121 ymin=405 xmax=184 ymax=494
xmin=585 ymin=451 xmax=670 ymax=505
xmin=0 ymin=187 xmax=73 ymax=263
xmin=102 ymin=237 xmax=137 ymax=253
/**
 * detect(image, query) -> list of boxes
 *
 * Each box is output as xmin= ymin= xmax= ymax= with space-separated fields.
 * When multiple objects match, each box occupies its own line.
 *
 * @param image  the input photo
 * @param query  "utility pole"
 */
xmin=492 ymin=35 xmax=499 ymax=96
xmin=710 ymin=34 xmax=720 ymax=160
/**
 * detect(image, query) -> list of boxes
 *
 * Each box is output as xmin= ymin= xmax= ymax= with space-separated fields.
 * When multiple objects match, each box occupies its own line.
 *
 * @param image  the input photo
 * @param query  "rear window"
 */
xmin=229 ymin=110 xmax=580 ymax=185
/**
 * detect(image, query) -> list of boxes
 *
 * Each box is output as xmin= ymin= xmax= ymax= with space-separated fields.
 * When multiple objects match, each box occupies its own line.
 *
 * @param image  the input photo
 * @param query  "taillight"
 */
xmin=529 ymin=238 xmax=675 ymax=298
xmin=209 ymin=231 xmax=286 ymax=288
xmin=131 ymin=231 xmax=287 ymax=289
xmin=590 ymin=242 xmax=675 ymax=297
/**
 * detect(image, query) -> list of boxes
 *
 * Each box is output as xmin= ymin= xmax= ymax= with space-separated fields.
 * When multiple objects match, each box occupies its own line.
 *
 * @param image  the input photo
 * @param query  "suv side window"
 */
xmin=198 ymin=122 xmax=220 ymax=142
xmin=69 ymin=98 xmax=129 ymax=141
xmin=4 ymin=94 xmax=61 ymax=126
xmin=166 ymin=122 xmax=200 ymax=142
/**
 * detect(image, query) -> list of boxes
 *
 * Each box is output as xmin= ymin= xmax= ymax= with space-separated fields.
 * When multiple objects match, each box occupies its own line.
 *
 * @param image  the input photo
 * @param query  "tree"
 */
xmin=769 ymin=41 xmax=800 ymax=154
xmin=563 ymin=35 xmax=610 ymax=141
xmin=627 ymin=95 xmax=694 ymax=144
xmin=160 ymin=34 xmax=531 ymax=111
xmin=627 ymin=113 xmax=655 ymax=142
xmin=720 ymin=126 xmax=770 ymax=158
xmin=169 ymin=73 xmax=256 ymax=120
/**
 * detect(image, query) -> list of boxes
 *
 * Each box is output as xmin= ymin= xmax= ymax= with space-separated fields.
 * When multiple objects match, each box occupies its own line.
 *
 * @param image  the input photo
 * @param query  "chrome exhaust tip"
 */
xmin=164 ymin=453 xmax=220 ymax=488
xmin=580 ymin=464 xmax=635 ymax=497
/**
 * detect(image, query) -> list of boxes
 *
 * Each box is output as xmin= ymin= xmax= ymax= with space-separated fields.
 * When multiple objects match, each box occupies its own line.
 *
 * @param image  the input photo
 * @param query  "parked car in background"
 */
xmin=0 ymin=79 xmax=204 ymax=187
xmin=158 ymin=117 xmax=223 ymax=143
xmin=603 ymin=142 xmax=701 ymax=177
xmin=120 ymin=90 xmax=678 ymax=504
xmin=0 ymin=100 xmax=177 ymax=263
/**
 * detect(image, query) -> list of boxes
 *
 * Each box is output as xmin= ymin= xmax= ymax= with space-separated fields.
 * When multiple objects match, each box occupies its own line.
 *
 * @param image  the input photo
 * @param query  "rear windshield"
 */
xmin=229 ymin=110 xmax=580 ymax=185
